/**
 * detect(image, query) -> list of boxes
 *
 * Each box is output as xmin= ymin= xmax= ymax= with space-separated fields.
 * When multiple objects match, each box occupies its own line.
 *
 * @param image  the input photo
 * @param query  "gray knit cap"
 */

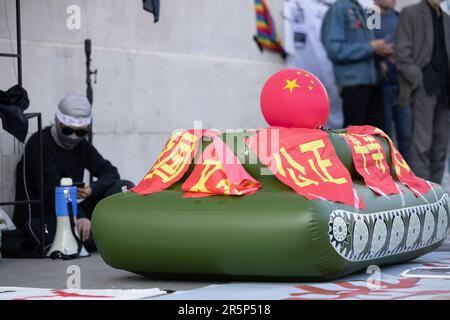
xmin=56 ymin=94 xmax=92 ymax=127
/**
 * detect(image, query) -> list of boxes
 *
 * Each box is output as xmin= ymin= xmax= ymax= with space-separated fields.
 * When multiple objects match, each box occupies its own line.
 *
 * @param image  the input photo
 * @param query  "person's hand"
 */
xmin=77 ymin=186 xmax=92 ymax=199
xmin=380 ymin=61 xmax=388 ymax=78
xmin=370 ymin=39 xmax=385 ymax=52
xmin=77 ymin=218 xmax=91 ymax=242
xmin=371 ymin=39 xmax=393 ymax=57
xmin=380 ymin=42 xmax=394 ymax=57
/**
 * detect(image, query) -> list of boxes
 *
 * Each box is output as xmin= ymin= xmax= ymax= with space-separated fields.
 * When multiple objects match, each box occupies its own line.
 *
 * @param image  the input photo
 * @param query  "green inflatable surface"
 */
xmin=92 ymin=131 xmax=450 ymax=280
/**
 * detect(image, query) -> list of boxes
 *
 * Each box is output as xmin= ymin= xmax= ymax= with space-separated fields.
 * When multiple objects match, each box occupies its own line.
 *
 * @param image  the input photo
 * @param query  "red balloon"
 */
xmin=260 ymin=68 xmax=329 ymax=129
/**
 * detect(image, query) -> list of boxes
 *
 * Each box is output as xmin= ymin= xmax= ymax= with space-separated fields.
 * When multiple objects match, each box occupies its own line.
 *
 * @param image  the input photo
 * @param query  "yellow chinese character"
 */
xmin=188 ymin=159 xmax=225 ymax=193
xmin=393 ymin=152 xmax=411 ymax=177
xmin=299 ymin=139 xmax=348 ymax=185
xmin=373 ymin=128 xmax=411 ymax=176
xmin=273 ymin=139 xmax=347 ymax=188
xmin=362 ymin=136 xmax=386 ymax=173
xmin=273 ymin=148 xmax=319 ymax=187
xmin=144 ymin=131 xmax=198 ymax=183
xmin=346 ymin=135 xmax=370 ymax=175
xmin=215 ymin=179 xmax=232 ymax=195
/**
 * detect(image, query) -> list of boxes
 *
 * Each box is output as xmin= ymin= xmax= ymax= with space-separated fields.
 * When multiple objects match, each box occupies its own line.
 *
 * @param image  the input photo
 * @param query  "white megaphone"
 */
xmin=47 ymin=178 xmax=89 ymax=259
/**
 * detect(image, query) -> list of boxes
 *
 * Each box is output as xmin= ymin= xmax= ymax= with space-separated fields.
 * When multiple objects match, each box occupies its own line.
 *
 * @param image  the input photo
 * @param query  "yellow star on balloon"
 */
xmin=283 ymin=78 xmax=300 ymax=93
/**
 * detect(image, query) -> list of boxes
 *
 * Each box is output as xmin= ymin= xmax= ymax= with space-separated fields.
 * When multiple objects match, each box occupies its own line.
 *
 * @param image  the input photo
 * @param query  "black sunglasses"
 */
xmin=60 ymin=125 xmax=90 ymax=137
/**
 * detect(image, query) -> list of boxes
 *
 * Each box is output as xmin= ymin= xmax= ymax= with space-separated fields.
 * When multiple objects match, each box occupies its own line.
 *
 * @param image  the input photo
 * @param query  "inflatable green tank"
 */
xmin=92 ymin=130 xmax=449 ymax=281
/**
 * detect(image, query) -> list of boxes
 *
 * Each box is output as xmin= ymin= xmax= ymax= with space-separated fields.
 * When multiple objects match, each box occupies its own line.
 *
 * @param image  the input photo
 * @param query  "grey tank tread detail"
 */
xmin=328 ymin=194 xmax=450 ymax=262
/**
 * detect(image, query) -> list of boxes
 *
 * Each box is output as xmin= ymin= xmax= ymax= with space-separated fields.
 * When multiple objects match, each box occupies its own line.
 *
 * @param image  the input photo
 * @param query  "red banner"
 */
xmin=341 ymin=133 xmax=400 ymax=196
xmin=346 ymin=126 xmax=431 ymax=196
xmin=131 ymin=130 xmax=202 ymax=195
xmin=246 ymin=127 xmax=362 ymax=208
xmin=182 ymin=136 xmax=261 ymax=197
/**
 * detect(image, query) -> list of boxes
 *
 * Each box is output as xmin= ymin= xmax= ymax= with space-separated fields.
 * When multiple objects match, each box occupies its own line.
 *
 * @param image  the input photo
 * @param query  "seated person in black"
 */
xmin=13 ymin=94 xmax=134 ymax=251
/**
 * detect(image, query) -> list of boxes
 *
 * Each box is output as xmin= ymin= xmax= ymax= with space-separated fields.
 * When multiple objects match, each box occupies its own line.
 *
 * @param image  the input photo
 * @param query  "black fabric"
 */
xmin=79 ymin=179 xmax=134 ymax=220
xmin=422 ymin=3 xmax=450 ymax=101
xmin=0 ymin=228 xmax=41 ymax=258
xmin=0 ymin=85 xmax=29 ymax=142
xmin=143 ymin=0 xmax=160 ymax=23
xmin=340 ymin=85 xmax=386 ymax=131
xmin=13 ymin=126 xmax=121 ymax=229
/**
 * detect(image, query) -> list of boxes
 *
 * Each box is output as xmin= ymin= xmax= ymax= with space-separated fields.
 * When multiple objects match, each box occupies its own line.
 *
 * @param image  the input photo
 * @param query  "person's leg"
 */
xmin=367 ymin=85 xmax=386 ymax=131
xmin=381 ymin=84 xmax=395 ymax=137
xmin=340 ymin=85 xmax=371 ymax=127
xmin=409 ymin=85 xmax=437 ymax=181
xmin=392 ymin=86 xmax=412 ymax=162
xmin=429 ymin=96 xmax=450 ymax=184
xmin=78 ymin=195 xmax=100 ymax=221
xmin=79 ymin=180 xmax=135 ymax=220
xmin=78 ymin=179 xmax=135 ymax=252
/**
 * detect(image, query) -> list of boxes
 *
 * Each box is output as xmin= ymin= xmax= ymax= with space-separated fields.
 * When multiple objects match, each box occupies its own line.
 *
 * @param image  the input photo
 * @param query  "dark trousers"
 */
xmin=382 ymin=83 xmax=412 ymax=162
xmin=79 ymin=179 xmax=135 ymax=220
xmin=341 ymin=85 xmax=386 ymax=131
xmin=79 ymin=179 xmax=134 ymax=251
xmin=410 ymin=85 xmax=449 ymax=184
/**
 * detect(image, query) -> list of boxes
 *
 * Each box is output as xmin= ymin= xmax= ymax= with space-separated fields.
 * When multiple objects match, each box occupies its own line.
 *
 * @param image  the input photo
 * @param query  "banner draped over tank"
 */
xmin=341 ymin=133 xmax=400 ymax=196
xmin=246 ymin=127 xmax=362 ymax=208
xmin=132 ymin=125 xmax=430 ymax=203
xmin=346 ymin=125 xmax=431 ymax=196
xmin=182 ymin=136 xmax=261 ymax=197
xmin=131 ymin=130 xmax=260 ymax=197
xmin=131 ymin=130 xmax=202 ymax=195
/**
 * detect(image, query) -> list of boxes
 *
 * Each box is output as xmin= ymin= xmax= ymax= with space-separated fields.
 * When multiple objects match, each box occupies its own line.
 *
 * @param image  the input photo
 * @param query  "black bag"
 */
xmin=0 ymin=85 xmax=30 ymax=143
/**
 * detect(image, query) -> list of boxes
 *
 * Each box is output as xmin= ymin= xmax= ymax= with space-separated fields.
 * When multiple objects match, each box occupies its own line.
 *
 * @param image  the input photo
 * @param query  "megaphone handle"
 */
xmin=67 ymin=201 xmax=83 ymax=256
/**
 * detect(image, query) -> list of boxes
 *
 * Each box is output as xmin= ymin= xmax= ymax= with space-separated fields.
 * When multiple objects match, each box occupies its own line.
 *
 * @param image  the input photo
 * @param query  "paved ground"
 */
xmin=0 ymin=236 xmax=449 ymax=292
xmin=0 ymin=254 xmax=221 ymax=291
xmin=439 ymin=235 xmax=450 ymax=252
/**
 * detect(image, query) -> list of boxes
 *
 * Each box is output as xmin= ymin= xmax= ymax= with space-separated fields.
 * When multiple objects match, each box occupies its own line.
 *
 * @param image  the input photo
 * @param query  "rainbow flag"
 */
xmin=253 ymin=0 xmax=286 ymax=59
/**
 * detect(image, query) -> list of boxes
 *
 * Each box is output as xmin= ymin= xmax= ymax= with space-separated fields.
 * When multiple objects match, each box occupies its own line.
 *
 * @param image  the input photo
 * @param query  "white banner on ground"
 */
xmin=0 ymin=287 xmax=166 ymax=300
xmin=153 ymin=251 xmax=450 ymax=300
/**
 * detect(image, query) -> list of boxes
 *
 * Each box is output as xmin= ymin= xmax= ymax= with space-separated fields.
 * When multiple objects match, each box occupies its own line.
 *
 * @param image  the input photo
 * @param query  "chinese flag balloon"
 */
xmin=260 ymin=68 xmax=329 ymax=128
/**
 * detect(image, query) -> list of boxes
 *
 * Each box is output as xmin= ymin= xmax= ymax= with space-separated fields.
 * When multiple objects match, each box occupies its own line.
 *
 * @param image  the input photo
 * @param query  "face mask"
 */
xmin=51 ymin=118 xmax=87 ymax=150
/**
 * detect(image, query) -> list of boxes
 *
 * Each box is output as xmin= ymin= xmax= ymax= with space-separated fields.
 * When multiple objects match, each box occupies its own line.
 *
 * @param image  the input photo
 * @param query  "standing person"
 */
xmin=396 ymin=0 xmax=450 ymax=183
xmin=373 ymin=0 xmax=412 ymax=162
xmin=321 ymin=0 xmax=393 ymax=130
